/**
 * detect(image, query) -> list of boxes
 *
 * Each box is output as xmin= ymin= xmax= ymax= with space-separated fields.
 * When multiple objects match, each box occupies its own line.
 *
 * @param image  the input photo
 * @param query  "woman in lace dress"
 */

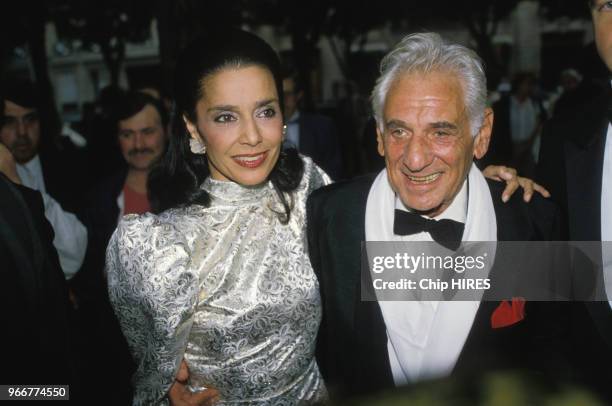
xmin=106 ymin=29 xmax=329 ymax=405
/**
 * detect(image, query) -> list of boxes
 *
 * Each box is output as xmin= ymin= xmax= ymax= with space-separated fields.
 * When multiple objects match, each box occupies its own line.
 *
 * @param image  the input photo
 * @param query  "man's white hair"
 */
xmin=371 ymin=32 xmax=487 ymax=137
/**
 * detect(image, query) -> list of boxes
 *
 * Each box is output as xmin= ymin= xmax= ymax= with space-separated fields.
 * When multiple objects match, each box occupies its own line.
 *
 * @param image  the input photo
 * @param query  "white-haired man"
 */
xmin=308 ymin=33 xmax=574 ymax=400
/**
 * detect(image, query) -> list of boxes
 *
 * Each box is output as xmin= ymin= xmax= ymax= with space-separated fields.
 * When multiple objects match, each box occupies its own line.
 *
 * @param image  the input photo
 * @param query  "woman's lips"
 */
xmin=232 ymin=151 xmax=268 ymax=168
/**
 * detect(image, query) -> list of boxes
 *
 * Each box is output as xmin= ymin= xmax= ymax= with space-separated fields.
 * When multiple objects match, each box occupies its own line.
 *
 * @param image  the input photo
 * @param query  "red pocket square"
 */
xmin=491 ymin=297 xmax=526 ymax=329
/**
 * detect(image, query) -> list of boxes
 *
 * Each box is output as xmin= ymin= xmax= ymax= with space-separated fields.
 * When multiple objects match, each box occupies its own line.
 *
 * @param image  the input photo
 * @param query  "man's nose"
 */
xmin=134 ymin=133 xmax=145 ymax=149
xmin=402 ymin=134 xmax=433 ymax=172
xmin=16 ymin=119 xmax=27 ymax=136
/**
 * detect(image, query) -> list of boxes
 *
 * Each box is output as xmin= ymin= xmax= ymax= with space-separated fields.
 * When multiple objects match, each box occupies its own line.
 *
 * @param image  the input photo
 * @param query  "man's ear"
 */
xmin=473 ymin=108 xmax=493 ymax=160
xmin=376 ymin=126 xmax=385 ymax=157
xmin=183 ymin=115 xmax=199 ymax=140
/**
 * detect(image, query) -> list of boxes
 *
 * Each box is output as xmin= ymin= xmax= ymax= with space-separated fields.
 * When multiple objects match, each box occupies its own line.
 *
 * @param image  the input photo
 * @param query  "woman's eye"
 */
xmin=257 ymin=108 xmax=276 ymax=118
xmin=214 ymin=113 xmax=236 ymax=123
xmin=596 ymin=1 xmax=612 ymax=11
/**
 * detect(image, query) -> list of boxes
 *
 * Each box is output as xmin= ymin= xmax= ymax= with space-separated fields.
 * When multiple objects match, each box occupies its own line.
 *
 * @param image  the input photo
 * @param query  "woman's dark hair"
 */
xmin=148 ymin=29 xmax=304 ymax=223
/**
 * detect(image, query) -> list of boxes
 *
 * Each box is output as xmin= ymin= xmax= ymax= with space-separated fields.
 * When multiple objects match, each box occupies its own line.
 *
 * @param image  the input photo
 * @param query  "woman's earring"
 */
xmin=190 ymin=138 xmax=206 ymax=154
xmin=282 ymin=124 xmax=287 ymax=141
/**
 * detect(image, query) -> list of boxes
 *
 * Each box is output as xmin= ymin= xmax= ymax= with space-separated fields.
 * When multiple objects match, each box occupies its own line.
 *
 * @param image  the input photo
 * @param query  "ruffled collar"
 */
xmin=201 ymin=177 xmax=272 ymax=206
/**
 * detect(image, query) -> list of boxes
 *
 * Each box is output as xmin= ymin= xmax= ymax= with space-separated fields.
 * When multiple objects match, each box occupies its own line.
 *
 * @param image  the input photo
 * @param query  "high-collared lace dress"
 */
xmin=106 ymin=157 xmax=329 ymax=405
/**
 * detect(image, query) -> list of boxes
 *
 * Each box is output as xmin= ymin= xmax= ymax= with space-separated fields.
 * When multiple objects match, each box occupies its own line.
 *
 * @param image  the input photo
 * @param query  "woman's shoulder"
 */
xmin=107 ymin=209 xmax=194 ymax=270
xmin=298 ymin=154 xmax=332 ymax=195
xmin=115 ymin=209 xmax=185 ymax=243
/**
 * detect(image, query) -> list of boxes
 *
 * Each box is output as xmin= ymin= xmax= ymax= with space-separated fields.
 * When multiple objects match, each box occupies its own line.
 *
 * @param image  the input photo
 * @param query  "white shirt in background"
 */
xmin=16 ymin=155 xmax=87 ymax=279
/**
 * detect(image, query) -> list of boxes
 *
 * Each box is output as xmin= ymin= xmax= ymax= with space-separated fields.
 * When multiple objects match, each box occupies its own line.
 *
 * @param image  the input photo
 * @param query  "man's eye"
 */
xmin=390 ymin=128 xmax=406 ymax=137
xmin=119 ymin=132 xmax=132 ymax=139
xmin=214 ymin=113 xmax=236 ymax=123
xmin=257 ymin=108 xmax=276 ymax=118
xmin=2 ymin=117 xmax=17 ymax=127
xmin=23 ymin=113 xmax=38 ymax=124
xmin=434 ymin=131 xmax=450 ymax=138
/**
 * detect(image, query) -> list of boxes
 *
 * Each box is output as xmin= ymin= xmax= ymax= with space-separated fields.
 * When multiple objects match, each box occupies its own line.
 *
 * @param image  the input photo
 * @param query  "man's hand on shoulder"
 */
xmin=483 ymin=165 xmax=550 ymax=203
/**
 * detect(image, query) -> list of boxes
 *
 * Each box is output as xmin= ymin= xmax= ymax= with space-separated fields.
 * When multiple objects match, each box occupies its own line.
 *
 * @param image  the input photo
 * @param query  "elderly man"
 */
xmin=307 ymin=33 xmax=571 ymax=400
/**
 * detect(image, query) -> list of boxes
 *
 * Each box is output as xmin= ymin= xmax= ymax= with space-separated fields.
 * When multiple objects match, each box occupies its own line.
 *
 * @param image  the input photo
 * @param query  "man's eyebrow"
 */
xmin=430 ymin=121 xmax=458 ymax=130
xmin=386 ymin=119 xmax=408 ymax=128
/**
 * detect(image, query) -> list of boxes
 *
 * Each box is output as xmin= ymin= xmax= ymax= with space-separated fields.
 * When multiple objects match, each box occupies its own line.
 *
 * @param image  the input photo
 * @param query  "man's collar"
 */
xmin=20 ymin=154 xmax=42 ymax=171
xmin=394 ymin=179 xmax=468 ymax=224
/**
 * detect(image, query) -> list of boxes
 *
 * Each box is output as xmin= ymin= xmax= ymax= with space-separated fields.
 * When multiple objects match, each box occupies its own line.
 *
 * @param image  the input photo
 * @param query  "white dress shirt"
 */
xmin=601 ymin=122 xmax=612 ymax=309
xmin=381 ymin=182 xmax=482 ymax=384
xmin=16 ymin=155 xmax=87 ymax=279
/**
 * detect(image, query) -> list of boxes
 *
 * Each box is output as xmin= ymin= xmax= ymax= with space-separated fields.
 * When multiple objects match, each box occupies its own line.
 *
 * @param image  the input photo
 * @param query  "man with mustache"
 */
xmin=0 ymin=79 xmax=87 ymax=280
xmin=69 ymin=90 xmax=169 ymax=403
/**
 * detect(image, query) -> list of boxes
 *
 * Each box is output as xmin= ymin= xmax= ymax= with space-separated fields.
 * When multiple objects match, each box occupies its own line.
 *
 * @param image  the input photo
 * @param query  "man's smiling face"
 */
xmin=377 ymin=70 xmax=491 ymax=217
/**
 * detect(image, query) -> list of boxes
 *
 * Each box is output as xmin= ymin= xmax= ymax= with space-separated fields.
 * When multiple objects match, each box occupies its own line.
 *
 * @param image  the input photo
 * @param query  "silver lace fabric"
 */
xmin=106 ymin=157 xmax=330 ymax=405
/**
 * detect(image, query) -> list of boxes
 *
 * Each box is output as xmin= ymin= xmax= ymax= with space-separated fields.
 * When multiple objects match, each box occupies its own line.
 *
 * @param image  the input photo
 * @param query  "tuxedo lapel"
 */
xmin=337 ymin=176 xmax=394 ymax=392
xmin=565 ymin=129 xmax=607 ymax=241
xmin=452 ymin=301 xmax=497 ymax=373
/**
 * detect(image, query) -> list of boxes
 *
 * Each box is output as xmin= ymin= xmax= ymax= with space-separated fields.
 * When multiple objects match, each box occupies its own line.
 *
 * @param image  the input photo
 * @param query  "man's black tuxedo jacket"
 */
xmin=307 ymin=174 xmax=569 ymax=400
xmin=537 ymin=82 xmax=612 ymax=400
xmin=0 ymin=174 xmax=73 ymax=384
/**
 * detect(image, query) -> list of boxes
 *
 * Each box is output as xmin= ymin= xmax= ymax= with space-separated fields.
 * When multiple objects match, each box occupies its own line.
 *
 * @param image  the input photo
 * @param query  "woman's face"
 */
xmin=185 ymin=65 xmax=283 ymax=185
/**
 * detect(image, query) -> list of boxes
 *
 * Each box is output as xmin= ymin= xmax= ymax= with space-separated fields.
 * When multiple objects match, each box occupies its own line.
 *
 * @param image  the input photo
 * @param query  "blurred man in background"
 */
xmin=0 ymin=79 xmax=87 ymax=280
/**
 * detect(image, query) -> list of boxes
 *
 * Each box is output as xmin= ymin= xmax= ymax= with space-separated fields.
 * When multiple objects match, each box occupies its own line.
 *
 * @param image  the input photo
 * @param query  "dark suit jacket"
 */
xmin=537 ymin=82 xmax=612 ymax=400
xmin=38 ymin=137 xmax=88 ymax=215
xmin=295 ymin=112 xmax=343 ymax=180
xmin=0 ymin=173 xmax=73 ymax=384
xmin=68 ymin=168 xmax=135 ymax=404
xmin=70 ymin=168 xmax=127 ymax=303
xmin=307 ymin=174 xmax=570 ymax=400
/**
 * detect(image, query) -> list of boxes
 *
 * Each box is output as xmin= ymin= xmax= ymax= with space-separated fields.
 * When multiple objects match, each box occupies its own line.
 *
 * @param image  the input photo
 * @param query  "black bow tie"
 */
xmin=393 ymin=209 xmax=464 ymax=251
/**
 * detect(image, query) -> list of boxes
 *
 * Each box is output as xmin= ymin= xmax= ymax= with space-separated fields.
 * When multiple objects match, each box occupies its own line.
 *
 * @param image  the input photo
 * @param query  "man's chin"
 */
xmin=399 ymin=197 xmax=445 ymax=217
xmin=13 ymin=152 xmax=36 ymax=165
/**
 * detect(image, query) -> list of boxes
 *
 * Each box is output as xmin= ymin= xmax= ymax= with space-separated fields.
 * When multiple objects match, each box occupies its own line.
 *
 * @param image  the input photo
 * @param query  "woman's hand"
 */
xmin=169 ymin=359 xmax=220 ymax=406
xmin=482 ymin=165 xmax=550 ymax=203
